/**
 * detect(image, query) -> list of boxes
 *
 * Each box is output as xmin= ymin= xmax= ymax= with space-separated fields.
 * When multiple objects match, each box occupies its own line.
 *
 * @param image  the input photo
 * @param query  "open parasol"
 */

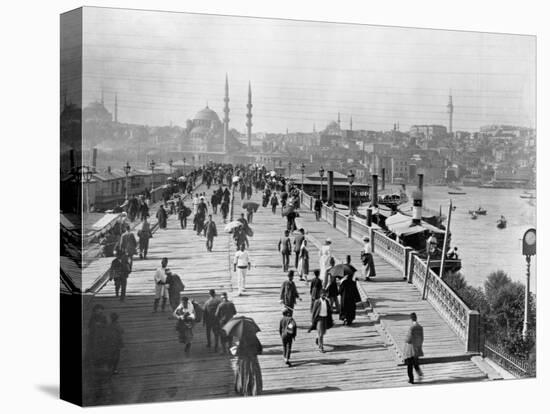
xmin=281 ymin=205 xmax=295 ymax=217
xmin=222 ymin=315 xmax=261 ymax=339
xmin=242 ymin=201 xmax=260 ymax=212
xmin=329 ymin=263 xmax=357 ymax=278
xmin=224 ymin=220 xmax=243 ymax=233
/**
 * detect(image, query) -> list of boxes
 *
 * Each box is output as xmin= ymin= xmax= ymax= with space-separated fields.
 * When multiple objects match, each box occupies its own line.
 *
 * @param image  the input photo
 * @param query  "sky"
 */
xmin=70 ymin=7 xmax=536 ymax=134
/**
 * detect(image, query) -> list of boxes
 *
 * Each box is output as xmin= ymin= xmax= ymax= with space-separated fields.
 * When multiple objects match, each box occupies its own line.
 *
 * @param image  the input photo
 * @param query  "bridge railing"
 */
xmin=483 ymin=340 xmax=535 ymax=378
xmin=372 ymin=229 xmax=408 ymax=272
xmin=298 ymin=189 xmax=480 ymax=353
xmin=334 ymin=211 xmax=348 ymax=233
xmin=408 ymin=254 xmax=479 ymax=350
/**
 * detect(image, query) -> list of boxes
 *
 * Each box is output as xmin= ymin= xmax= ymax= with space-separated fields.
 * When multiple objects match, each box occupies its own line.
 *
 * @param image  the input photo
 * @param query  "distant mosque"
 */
xmin=182 ymin=75 xmax=253 ymax=154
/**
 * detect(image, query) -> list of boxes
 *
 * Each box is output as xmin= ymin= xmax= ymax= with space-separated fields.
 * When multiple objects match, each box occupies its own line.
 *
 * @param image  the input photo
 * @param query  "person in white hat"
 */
xmin=361 ymin=236 xmax=376 ymax=280
xmin=319 ymin=238 xmax=333 ymax=288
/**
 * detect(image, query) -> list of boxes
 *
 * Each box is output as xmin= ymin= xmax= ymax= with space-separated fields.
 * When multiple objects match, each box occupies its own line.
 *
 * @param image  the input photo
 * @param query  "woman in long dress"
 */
xmin=297 ymin=240 xmax=309 ymax=281
xmin=234 ymin=333 xmax=263 ymax=396
xmin=173 ymin=296 xmax=195 ymax=355
xmin=319 ymin=238 xmax=333 ymax=288
xmin=339 ymin=275 xmax=361 ymax=326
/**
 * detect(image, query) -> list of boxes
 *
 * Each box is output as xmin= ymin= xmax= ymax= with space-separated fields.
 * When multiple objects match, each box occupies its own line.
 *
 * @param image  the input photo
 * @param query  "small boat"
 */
xmin=497 ymin=217 xmax=507 ymax=229
xmin=468 ymin=207 xmax=487 ymax=215
xmin=470 ymin=211 xmax=478 ymax=220
xmin=520 ymin=193 xmax=536 ymax=199
xmin=448 ymin=191 xmax=467 ymax=195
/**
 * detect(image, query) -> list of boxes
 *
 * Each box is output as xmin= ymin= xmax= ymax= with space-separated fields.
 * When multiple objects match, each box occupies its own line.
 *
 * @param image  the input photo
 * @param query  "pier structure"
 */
xmin=66 ymin=176 xmax=498 ymax=405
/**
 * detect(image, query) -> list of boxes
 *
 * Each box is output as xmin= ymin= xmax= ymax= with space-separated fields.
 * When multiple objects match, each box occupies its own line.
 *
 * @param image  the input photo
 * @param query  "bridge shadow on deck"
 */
xmin=81 ymin=292 xmax=237 ymax=406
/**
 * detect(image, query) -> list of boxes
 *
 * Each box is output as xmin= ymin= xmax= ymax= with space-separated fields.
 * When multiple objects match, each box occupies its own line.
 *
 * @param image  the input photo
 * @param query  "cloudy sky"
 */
xmin=73 ymin=7 xmax=535 ymax=133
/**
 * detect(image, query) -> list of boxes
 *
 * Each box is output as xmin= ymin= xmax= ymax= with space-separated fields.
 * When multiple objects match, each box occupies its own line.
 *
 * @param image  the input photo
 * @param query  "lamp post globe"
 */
xmin=347 ymin=170 xmax=355 ymax=214
xmin=522 ymin=228 xmax=536 ymax=340
xmin=149 ymin=159 xmax=156 ymax=202
xmin=319 ymin=166 xmax=325 ymax=201
xmin=124 ymin=161 xmax=131 ymax=200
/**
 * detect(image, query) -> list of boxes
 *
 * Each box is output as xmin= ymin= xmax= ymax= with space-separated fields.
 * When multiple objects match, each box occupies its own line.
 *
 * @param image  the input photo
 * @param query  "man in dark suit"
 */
xmin=203 ymin=289 xmax=222 ymax=351
xmin=293 ymin=228 xmax=305 ymax=270
xmin=119 ymin=225 xmax=137 ymax=270
xmin=215 ymin=292 xmax=237 ymax=354
xmin=279 ymin=309 xmax=297 ymax=366
xmin=279 ymin=270 xmax=301 ymax=310
xmin=403 ymin=312 xmax=424 ymax=384
xmin=203 ymin=214 xmax=218 ymax=252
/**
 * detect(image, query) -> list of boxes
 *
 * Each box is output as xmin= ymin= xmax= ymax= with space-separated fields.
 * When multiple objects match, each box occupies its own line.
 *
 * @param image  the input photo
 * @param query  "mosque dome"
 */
xmin=193 ymin=106 xmax=221 ymax=123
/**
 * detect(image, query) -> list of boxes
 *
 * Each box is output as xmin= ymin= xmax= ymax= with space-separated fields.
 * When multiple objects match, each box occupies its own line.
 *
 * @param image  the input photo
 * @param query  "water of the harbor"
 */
xmin=419 ymin=186 xmax=537 ymax=289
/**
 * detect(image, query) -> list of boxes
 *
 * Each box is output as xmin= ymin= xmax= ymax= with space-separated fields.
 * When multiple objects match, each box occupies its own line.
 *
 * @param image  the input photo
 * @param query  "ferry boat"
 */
xmin=382 ymin=212 xmax=462 ymax=275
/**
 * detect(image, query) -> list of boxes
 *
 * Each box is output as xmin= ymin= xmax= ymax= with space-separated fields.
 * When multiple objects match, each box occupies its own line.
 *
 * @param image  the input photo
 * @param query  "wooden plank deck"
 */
xmin=82 ymin=188 xmax=487 ymax=406
xmin=295 ymin=208 xmax=476 ymax=361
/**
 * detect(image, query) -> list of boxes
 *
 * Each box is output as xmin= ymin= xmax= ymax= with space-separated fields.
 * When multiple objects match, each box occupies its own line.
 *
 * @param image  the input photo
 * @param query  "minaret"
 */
xmin=114 ymin=93 xmax=118 ymax=123
xmin=223 ymin=74 xmax=230 ymax=153
xmin=350 ymin=116 xmax=353 ymax=131
xmin=246 ymin=81 xmax=253 ymax=149
xmin=101 ymin=87 xmax=104 ymax=105
xmin=447 ymin=90 xmax=454 ymax=134
xmin=337 ymin=112 xmax=341 ymax=129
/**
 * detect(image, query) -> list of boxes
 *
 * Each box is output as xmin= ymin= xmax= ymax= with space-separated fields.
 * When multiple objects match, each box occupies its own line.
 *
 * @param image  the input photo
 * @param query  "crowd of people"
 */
xmin=87 ymin=162 xmax=425 ymax=401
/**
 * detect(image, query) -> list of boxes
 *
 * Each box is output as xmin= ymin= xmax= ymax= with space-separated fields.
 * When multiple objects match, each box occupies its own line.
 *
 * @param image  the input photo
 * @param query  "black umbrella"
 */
xmin=329 ymin=264 xmax=357 ymax=278
xmin=222 ymin=316 xmax=261 ymax=339
xmin=242 ymin=201 xmax=260 ymax=212
xmin=281 ymin=205 xmax=295 ymax=216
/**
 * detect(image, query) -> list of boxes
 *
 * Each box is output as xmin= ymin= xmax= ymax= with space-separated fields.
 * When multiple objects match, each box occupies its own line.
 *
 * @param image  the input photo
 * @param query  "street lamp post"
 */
xmin=288 ymin=161 xmax=292 ymax=179
xmin=347 ymin=170 xmax=355 ymax=215
xmin=522 ymin=228 xmax=536 ymax=340
xmin=82 ymin=166 xmax=94 ymax=213
xmin=319 ymin=166 xmax=325 ymax=202
xmin=123 ymin=161 xmax=131 ymax=200
xmin=183 ymin=157 xmax=186 ymax=173
xmin=149 ymin=159 xmax=156 ymax=202
xmin=169 ymin=159 xmax=173 ymax=180
xmin=300 ymin=163 xmax=305 ymax=192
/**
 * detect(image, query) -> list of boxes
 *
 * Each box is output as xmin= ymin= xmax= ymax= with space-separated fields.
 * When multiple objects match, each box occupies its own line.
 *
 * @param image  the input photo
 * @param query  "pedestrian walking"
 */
xmin=308 ymin=289 xmax=333 ymax=353
xmin=178 ymin=203 xmax=190 ymax=229
xmin=293 ymin=228 xmax=305 ymax=269
xmin=270 ymin=193 xmax=279 ymax=214
xmin=233 ymin=245 xmax=251 ymax=295
xmin=203 ymin=214 xmax=218 ymax=252
xmin=404 ymin=312 xmax=424 ymax=384
xmin=326 ymin=267 xmax=340 ymax=314
xmin=165 ymin=269 xmax=185 ymax=311
xmin=279 ymin=270 xmax=302 ymax=310
xmin=105 ymin=312 xmax=124 ymax=375
xmin=215 ymin=292 xmax=237 ymax=354
xmin=234 ymin=332 xmax=263 ymax=396
xmin=278 ymin=230 xmax=292 ymax=272
xmin=110 ymin=252 xmax=131 ymax=301
xmin=174 ymin=296 xmax=196 ymax=355
xmin=319 ymin=238 xmax=333 ymax=288
xmin=361 ymin=236 xmax=377 ymax=280
xmin=203 ymin=289 xmax=222 ymax=352
xmin=309 ymin=269 xmax=323 ymax=311
xmin=220 ymin=198 xmax=229 ymax=223
xmin=156 ymin=205 xmax=168 ymax=229
xmin=118 ymin=225 xmax=137 ymax=271
xmin=279 ymin=309 xmax=297 ymax=366
xmin=138 ymin=217 xmax=152 ymax=259
xmin=192 ymin=193 xmax=200 ymax=215
xmin=245 ymin=204 xmax=255 ymax=224
xmin=339 ymin=274 xmax=361 ymax=326
xmin=153 ymin=258 xmax=169 ymax=312
xmin=297 ymin=239 xmax=309 ymax=281
xmin=286 ymin=210 xmax=297 ymax=232
xmin=314 ymin=196 xmax=322 ymax=221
